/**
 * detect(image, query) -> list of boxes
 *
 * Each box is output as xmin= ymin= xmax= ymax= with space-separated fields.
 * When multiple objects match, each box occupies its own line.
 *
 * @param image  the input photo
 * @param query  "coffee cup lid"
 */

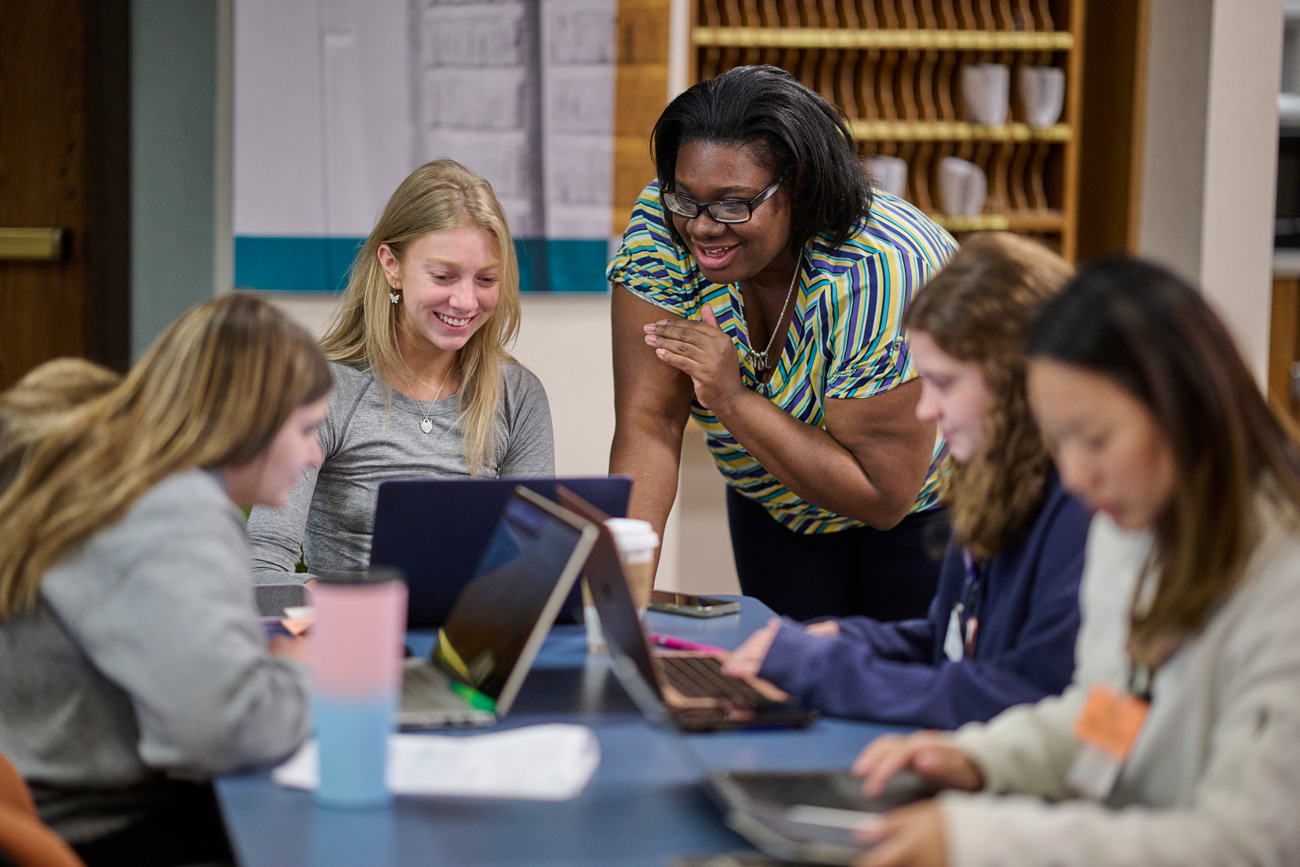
xmin=603 ymin=518 xmax=660 ymax=550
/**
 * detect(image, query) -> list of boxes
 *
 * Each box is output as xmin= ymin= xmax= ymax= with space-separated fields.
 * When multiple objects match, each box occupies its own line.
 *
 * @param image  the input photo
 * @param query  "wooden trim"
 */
xmin=850 ymin=121 xmax=1072 ymax=142
xmin=1125 ymin=0 xmax=1150 ymax=252
xmin=1074 ymin=0 xmax=1148 ymax=260
xmin=693 ymin=27 xmax=1074 ymax=51
xmin=82 ymin=0 xmax=130 ymax=371
xmin=1059 ymin=0 xmax=1085 ymax=261
xmin=1269 ymin=276 xmax=1300 ymax=415
xmin=613 ymin=0 xmax=672 ymax=235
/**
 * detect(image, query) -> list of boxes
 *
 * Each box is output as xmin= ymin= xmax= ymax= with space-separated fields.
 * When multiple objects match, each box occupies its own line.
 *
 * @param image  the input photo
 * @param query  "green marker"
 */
xmin=449 ymin=681 xmax=497 ymax=713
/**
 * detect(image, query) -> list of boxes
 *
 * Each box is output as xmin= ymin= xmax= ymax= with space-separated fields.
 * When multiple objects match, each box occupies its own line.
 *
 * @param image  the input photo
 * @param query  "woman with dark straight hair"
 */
xmin=609 ymin=65 xmax=957 ymax=622
xmin=851 ymin=259 xmax=1300 ymax=867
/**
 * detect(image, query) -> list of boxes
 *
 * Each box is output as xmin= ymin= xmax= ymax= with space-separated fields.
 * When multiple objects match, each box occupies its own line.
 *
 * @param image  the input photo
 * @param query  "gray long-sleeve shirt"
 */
xmin=247 ymin=361 xmax=555 ymax=583
xmin=0 ymin=469 xmax=311 ymax=844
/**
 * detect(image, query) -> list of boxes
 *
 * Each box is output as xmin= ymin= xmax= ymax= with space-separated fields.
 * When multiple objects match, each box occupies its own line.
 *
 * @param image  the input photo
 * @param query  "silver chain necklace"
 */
xmin=744 ymin=252 xmax=802 ymax=373
xmin=413 ymin=363 xmax=454 ymax=434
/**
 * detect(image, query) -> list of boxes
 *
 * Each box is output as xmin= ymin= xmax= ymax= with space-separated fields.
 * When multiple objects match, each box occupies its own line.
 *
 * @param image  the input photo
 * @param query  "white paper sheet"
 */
xmin=272 ymin=724 xmax=601 ymax=801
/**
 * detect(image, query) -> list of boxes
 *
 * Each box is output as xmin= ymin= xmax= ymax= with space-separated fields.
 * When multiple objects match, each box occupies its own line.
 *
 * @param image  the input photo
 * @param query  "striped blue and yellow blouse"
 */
xmin=607 ymin=181 xmax=957 ymax=535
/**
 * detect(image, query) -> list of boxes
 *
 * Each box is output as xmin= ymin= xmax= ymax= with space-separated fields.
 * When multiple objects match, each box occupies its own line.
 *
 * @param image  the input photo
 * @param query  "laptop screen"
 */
xmin=370 ymin=476 xmax=631 ymax=628
xmin=553 ymin=487 xmax=664 ymax=698
xmin=431 ymin=488 xmax=595 ymax=710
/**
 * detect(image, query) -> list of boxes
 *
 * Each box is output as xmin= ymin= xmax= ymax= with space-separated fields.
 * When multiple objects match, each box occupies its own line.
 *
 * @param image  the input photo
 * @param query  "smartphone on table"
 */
xmin=646 ymin=590 xmax=740 ymax=618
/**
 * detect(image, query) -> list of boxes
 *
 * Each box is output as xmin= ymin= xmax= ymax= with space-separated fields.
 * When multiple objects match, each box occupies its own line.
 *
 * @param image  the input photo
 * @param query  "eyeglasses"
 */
xmin=661 ymin=177 xmax=783 ymax=224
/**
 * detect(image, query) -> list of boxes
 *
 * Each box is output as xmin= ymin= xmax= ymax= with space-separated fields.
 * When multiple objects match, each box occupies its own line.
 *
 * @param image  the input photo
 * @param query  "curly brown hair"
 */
xmin=904 ymin=233 xmax=1074 ymax=559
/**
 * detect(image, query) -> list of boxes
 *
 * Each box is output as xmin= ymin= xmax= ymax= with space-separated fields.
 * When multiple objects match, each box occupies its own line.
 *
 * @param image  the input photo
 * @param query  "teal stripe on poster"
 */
xmin=235 ymin=236 xmax=610 ymax=293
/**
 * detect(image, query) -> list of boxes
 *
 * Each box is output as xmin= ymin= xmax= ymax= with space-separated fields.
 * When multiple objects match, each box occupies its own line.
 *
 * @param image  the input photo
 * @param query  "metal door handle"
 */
xmin=0 ymin=228 xmax=64 ymax=261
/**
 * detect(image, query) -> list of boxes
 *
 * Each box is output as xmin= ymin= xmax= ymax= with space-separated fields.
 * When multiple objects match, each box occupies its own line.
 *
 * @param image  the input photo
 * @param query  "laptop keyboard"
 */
xmin=399 ymin=660 xmax=495 ymax=727
xmin=655 ymin=654 xmax=767 ymax=705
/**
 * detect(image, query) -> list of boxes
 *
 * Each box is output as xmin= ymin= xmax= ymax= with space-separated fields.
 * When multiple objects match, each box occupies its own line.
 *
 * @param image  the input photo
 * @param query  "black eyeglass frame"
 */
xmin=661 ymin=176 xmax=784 ymax=224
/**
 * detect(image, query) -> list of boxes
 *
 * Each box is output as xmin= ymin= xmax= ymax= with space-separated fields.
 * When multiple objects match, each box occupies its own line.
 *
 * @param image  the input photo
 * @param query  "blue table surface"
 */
xmin=216 ymin=598 xmax=910 ymax=867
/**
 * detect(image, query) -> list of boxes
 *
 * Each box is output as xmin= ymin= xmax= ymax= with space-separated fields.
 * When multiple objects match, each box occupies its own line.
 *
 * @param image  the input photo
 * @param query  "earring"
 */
xmin=389 ymin=285 xmax=400 ymax=305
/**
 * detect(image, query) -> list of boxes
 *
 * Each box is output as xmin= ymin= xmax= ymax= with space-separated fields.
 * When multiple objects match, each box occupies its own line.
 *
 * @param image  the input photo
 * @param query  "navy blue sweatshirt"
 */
xmin=757 ymin=470 xmax=1090 ymax=728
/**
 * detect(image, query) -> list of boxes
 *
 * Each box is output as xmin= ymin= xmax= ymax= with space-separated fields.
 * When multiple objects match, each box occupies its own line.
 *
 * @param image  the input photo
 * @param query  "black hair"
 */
xmin=1025 ymin=257 xmax=1300 ymax=653
xmin=650 ymin=65 xmax=872 ymax=255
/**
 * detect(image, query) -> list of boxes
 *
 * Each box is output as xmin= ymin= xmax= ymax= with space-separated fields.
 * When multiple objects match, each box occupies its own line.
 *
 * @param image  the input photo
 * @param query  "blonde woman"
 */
xmin=724 ymin=235 xmax=1089 ymax=728
xmin=248 ymin=159 xmax=554 ymax=582
xmin=0 ymin=358 xmax=121 ymax=491
xmin=0 ymin=293 xmax=330 ymax=865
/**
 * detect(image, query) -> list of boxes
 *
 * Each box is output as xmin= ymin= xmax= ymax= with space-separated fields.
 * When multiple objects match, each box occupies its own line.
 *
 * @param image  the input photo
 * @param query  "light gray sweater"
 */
xmin=939 ymin=506 xmax=1300 ymax=867
xmin=247 ymin=361 xmax=555 ymax=583
xmin=0 ymin=469 xmax=311 ymax=844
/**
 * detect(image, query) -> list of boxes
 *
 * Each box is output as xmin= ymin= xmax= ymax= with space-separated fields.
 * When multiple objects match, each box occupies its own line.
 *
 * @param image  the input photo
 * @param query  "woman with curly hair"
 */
xmin=723 ymin=234 xmax=1090 ymax=728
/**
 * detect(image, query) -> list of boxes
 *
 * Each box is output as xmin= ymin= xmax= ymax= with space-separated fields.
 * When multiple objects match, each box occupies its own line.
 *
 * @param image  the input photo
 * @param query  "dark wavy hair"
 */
xmin=650 ymin=65 xmax=872 ymax=255
xmin=1026 ymin=259 xmax=1300 ymax=662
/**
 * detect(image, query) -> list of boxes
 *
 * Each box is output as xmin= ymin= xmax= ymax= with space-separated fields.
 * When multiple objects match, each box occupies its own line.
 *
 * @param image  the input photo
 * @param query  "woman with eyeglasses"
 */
xmin=609 ymin=65 xmax=957 ymax=621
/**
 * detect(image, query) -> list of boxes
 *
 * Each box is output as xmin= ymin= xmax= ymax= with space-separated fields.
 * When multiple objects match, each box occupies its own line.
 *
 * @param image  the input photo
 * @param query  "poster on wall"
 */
xmin=234 ymin=0 xmax=618 ymax=293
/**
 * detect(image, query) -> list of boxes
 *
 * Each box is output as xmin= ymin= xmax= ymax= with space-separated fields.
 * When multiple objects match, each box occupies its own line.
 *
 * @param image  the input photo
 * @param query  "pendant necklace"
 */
xmin=744 ymin=251 xmax=802 ymax=373
xmin=415 ymin=362 xmax=454 ymax=434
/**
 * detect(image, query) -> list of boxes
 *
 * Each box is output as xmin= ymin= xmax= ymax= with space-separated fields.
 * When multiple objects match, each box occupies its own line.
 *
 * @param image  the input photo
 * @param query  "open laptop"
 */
xmin=555 ymin=487 xmax=818 ymax=733
xmin=370 ymin=476 xmax=630 ymax=628
xmin=398 ymin=486 xmax=598 ymax=729
xmin=607 ymin=649 xmax=938 ymax=866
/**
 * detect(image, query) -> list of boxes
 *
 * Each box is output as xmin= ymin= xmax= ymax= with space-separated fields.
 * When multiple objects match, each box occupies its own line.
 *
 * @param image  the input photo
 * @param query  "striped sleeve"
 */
xmin=607 ymin=181 xmax=700 ymax=319
xmin=823 ymin=246 xmax=926 ymax=400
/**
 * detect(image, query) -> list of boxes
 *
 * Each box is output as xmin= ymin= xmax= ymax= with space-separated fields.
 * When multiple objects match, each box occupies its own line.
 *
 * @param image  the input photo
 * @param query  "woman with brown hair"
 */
xmin=853 ymin=259 xmax=1300 ymax=867
xmin=0 ymin=293 xmax=330 ymax=865
xmin=723 ymin=234 xmax=1090 ymax=728
xmin=248 ymin=158 xmax=554 ymax=582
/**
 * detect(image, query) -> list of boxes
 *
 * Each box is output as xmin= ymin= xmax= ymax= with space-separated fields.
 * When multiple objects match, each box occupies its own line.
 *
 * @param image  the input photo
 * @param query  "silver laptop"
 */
xmin=556 ymin=487 xmax=818 ymax=732
xmin=398 ymin=486 xmax=598 ymax=729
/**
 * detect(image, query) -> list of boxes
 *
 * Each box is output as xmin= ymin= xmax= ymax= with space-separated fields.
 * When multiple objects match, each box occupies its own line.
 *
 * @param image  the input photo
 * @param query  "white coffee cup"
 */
xmin=961 ymin=63 xmax=1010 ymax=125
xmin=866 ymin=155 xmax=909 ymax=200
xmin=938 ymin=157 xmax=987 ymax=217
xmin=582 ymin=518 xmax=660 ymax=653
xmin=1019 ymin=66 xmax=1065 ymax=128
xmin=604 ymin=518 xmax=659 ymax=616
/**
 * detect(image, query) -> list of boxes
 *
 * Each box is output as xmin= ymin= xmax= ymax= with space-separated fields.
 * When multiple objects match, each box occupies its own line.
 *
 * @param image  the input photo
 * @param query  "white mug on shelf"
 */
xmin=865 ymin=155 xmax=909 ymax=200
xmin=961 ymin=63 xmax=1010 ymax=125
xmin=1019 ymin=66 xmax=1066 ymax=128
xmin=938 ymin=157 xmax=987 ymax=217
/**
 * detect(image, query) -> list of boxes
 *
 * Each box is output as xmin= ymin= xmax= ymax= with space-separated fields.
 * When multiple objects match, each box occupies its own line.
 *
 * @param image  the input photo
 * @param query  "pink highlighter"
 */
xmin=648 ymin=633 xmax=729 ymax=655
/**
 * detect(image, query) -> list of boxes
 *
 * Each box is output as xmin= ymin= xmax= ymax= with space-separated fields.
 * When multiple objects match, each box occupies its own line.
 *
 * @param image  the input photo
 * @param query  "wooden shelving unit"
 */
xmin=688 ymin=0 xmax=1085 ymax=258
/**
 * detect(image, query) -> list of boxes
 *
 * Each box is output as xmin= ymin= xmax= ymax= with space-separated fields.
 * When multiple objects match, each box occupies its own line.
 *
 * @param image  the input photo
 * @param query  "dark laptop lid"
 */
xmin=553 ymin=486 xmax=663 ymax=697
xmin=369 ymin=476 xmax=631 ymax=628
xmin=432 ymin=486 xmax=598 ymax=715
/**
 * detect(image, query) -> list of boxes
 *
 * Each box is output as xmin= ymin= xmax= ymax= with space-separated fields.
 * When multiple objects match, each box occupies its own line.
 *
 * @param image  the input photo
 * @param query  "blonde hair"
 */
xmin=320 ymin=159 xmax=521 ymax=475
xmin=0 ymin=359 xmax=121 ymax=492
xmin=0 ymin=293 xmax=332 ymax=617
xmin=905 ymin=233 xmax=1074 ymax=559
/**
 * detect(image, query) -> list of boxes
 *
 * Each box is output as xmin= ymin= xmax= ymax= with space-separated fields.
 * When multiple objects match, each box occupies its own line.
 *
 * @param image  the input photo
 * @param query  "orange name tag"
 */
xmin=1073 ymin=684 xmax=1149 ymax=759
